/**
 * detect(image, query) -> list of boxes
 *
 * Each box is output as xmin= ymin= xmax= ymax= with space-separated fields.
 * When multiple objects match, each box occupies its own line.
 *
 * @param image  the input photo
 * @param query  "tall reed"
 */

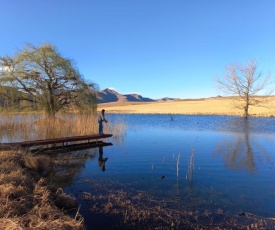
xmin=104 ymin=116 xmax=127 ymax=145
xmin=33 ymin=114 xmax=99 ymax=138
xmin=0 ymin=113 xmax=127 ymax=142
xmin=186 ymin=147 xmax=195 ymax=182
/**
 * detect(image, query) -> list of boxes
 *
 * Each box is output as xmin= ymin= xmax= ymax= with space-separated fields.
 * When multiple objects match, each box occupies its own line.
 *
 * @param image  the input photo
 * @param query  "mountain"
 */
xmin=97 ymin=88 xmax=157 ymax=103
xmin=158 ymin=97 xmax=176 ymax=101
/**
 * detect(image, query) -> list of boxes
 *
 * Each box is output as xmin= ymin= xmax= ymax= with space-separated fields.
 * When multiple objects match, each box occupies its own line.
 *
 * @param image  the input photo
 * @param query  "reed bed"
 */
xmin=105 ymin=117 xmax=128 ymax=146
xmin=0 ymin=149 xmax=85 ymax=230
xmin=32 ymin=114 xmax=99 ymax=139
xmin=0 ymin=113 xmax=127 ymax=142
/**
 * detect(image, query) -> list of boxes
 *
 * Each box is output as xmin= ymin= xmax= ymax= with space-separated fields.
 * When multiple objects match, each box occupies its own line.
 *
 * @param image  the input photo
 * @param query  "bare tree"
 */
xmin=0 ymin=43 xmax=97 ymax=117
xmin=215 ymin=61 xmax=273 ymax=117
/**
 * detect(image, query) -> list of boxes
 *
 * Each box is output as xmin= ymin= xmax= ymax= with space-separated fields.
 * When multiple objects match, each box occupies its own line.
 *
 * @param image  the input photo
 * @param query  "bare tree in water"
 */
xmin=215 ymin=61 xmax=273 ymax=117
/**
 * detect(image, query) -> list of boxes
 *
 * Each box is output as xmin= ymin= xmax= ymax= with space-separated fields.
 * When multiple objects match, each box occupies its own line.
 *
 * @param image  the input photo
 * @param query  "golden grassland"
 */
xmin=97 ymin=96 xmax=275 ymax=117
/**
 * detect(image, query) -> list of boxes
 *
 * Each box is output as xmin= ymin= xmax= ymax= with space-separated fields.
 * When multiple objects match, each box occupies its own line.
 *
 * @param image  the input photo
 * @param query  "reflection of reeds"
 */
xmin=186 ymin=147 xmax=194 ymax=182
xmin=0 ymin=115 xmax=33 ymax=141
xmin=176 ymin=153 xmax=180 ymax=178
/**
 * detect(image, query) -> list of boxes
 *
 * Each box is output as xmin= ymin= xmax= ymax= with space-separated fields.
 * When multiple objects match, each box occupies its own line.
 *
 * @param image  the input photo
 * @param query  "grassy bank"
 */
xmin=97 ymin=96 xmax=275 ymax=117
xmin=0 ymin=149 xmax=85 ymax=229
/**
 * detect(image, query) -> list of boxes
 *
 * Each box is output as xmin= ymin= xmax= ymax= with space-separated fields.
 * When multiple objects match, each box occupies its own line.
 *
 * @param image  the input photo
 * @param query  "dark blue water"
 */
xmin=63 ymin=115 xmax=275 ymax=225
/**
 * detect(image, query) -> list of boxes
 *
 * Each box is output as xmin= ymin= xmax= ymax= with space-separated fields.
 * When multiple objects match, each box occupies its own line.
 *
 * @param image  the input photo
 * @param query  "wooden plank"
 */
xmin=0 ymin=134 xmax=113 ymax=148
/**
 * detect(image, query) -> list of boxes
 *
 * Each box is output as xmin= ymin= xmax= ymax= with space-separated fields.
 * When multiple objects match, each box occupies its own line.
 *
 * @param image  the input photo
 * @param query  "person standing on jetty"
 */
xmin=98 ymin=109 xmax=108 ymax=134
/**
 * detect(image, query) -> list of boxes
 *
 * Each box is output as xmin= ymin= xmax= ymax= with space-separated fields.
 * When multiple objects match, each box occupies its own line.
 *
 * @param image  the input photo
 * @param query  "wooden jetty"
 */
xmin=0 ymin=134 xmax=113 ymax=149
xmin=29 ymin=141 xmax=113 ymax=153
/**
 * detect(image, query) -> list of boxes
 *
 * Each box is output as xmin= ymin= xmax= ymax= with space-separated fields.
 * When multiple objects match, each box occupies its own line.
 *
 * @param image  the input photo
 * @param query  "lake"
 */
xmin=59 ymin=114 xmax=275 ymax=229
xmin=1 ymin=114 xmax=274 ymax=228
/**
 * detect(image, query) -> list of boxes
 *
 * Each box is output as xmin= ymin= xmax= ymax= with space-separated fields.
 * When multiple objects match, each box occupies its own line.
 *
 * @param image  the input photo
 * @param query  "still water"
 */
xmin=61 ymin=114 xmax=275 ymax=227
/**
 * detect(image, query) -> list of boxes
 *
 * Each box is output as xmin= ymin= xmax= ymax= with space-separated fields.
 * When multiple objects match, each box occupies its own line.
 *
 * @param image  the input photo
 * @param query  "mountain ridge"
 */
xmin=97 ymin=88 xmax=178 ymax=103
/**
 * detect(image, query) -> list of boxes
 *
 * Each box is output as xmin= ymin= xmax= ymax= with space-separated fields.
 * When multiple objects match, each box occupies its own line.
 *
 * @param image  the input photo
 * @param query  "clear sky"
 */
xmin=0 ymin=0 xmax=275 ymax=99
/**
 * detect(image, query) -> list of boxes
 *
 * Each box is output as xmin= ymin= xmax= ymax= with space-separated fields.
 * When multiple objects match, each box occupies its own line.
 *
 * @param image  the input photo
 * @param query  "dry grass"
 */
xmin=0 ymin=114 xmax=98 ymax=142
xmin=98 ymin=96 xmax=275 ymax=117
xmin=0 ymin=150 xmax=85 ymax=230
xmin=24 ymin=154 xmax=52 ymax=173
xmin=0 ymin=113 xmax=127 ymax=142
xmin=32 ymin=114 xmax=99 ymax=139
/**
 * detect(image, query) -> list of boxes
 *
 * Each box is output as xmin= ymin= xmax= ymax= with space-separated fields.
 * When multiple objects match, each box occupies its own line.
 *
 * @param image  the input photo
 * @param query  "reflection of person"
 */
xmin=98 ymin=146 xmax=108 ymax=171
xmin=98 ymin=109 xmax=108 ymax=135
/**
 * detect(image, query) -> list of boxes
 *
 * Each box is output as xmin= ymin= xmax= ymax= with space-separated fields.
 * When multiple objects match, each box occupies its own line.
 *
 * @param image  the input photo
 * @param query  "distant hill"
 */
xmin=158 ymin=97 xmax=177 ymax=102
xmin=97 ymin=88 xmax=177 ymax=103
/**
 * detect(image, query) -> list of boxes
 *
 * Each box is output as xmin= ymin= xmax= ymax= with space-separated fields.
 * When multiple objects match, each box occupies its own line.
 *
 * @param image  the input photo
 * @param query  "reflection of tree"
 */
xmin=215 ymin=118 xmax=270 ymax=173
xmin=50 ymin=148 xmax=97 ymax=188
xmin=50 ymin=144 xmax=113 ymax=188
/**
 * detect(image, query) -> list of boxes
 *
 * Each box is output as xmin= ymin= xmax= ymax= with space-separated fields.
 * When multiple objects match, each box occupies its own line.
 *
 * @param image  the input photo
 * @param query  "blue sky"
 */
xmin=0 ymin=1 xmax=275 ymax=99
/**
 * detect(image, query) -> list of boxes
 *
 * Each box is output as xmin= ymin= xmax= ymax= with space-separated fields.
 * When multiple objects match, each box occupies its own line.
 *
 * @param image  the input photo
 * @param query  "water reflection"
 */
xmin=51 ymin=150 xmax=96 ymax=188
xmin=215 ymin=118 xmax=270 ymax=172
xmin=50 ymin=144 xmax=112 ymax=188
xmin=98 ymin=146 xmax=108 ymax=171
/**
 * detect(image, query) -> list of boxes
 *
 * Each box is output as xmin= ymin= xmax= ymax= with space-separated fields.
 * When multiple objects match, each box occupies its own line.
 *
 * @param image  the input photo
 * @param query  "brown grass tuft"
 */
xmin=0 ymin=150 xmax=85 ymax=230
xmin=24 ymin=154 xmax=52 ymax=174
xmin=0 ymin=219 xmax=24 ymax=230
xmin=55 ymin=188 xmax=78 ymax=210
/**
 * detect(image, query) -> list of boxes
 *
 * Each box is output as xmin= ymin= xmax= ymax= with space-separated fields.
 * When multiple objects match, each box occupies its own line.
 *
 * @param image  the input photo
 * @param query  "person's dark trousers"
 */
xmin=98 ymin=121 xmax=103 ymax=134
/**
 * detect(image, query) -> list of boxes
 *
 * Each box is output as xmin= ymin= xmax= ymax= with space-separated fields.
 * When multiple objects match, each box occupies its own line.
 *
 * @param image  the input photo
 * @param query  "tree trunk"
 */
xmin=244 ymin=97 xmax=249 ymax=118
